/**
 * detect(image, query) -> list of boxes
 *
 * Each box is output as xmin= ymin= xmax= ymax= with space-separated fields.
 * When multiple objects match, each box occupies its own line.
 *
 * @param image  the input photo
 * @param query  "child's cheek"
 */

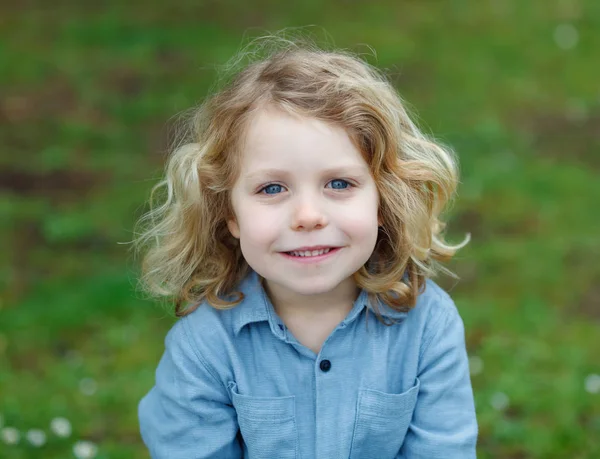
xmin=334 ymin=199 xmax=379 ymax=233
xmin=240 ymin=207 xmax=284 ymax=246
xmin=345 ymin=217 xmax=380 ymax=247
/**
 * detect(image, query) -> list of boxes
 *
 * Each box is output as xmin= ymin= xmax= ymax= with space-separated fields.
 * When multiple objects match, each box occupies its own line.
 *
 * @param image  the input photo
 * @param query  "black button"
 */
xmin=319 ymin=360 xmax=332 ymax=372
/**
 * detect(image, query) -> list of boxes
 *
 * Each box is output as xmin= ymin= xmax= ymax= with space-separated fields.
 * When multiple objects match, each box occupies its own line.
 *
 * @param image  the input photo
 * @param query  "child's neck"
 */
xmin=264 ymin=278 xmax=360 ymax=353
xmin=265 ymin=278 xmax=359 ymax=318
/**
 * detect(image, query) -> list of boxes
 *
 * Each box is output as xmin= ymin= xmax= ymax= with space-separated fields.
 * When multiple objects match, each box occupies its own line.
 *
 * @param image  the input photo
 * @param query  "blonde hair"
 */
xmin=134 ymin=34 xmax=469 ymax=318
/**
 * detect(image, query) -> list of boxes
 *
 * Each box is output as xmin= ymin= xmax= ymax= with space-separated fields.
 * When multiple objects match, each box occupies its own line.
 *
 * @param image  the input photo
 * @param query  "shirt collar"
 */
xmin=232 ymin=270 xmax=409 ymax=335
xmin=232 ymin=270 xmax=272 ymax=335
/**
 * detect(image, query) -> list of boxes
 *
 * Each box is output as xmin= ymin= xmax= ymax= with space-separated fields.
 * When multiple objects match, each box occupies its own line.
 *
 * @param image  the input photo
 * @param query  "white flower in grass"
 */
xmin=490 ymin=391 xmax=509 ymax=411
xmin=26 ymin=429 xmax=46 ymax=447
xmin=585 ymin=374 xmax=600 ymax=394
xmin=79 ymin=377 xmax=97 ymax=396
xmin=468 ymin=356 xmax=483 ymax=376
xmin=50 ymin=417 xmax=72 ymax=438
xmin=1 ymin=426 xmax=20 ymax=445
xmin=73 ymin=440 xmax=98 ymax=458
xmin=554 ymin=23 xmax=578 ymax=49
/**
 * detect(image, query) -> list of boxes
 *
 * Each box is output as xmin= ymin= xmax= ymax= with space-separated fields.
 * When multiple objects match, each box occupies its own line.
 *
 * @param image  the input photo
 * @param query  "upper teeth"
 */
xmin=290 ymin=248 xmax=331 ymax=257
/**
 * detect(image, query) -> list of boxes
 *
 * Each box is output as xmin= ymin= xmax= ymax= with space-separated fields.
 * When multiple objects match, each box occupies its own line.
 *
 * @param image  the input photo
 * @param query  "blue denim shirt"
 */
xmin=139 ymin=270 xmax=477 ymax=458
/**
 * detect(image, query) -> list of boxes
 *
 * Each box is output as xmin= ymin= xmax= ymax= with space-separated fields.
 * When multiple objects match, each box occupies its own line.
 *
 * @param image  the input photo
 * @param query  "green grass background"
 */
xmin=1 ymin=1 xmax=599 ymax=458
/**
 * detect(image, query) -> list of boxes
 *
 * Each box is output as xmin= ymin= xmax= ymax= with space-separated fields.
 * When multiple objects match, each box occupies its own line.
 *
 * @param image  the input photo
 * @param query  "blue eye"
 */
xmin=260 ymin=184 xmax=285 ymax=195
xmin=328 ymin=179 xmax=351 ymax=190
xmin=259 ymin=180 xmax=352 ymax=195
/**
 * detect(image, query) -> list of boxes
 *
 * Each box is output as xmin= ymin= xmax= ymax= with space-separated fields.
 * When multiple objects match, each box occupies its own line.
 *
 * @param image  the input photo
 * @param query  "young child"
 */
xmin=135 ymin=36 xmax=477 ymax=458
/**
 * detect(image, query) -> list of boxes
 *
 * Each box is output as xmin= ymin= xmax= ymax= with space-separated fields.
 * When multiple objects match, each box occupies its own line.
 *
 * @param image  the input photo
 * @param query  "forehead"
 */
xmin=239 ymin=108 xmax=369 ymax=174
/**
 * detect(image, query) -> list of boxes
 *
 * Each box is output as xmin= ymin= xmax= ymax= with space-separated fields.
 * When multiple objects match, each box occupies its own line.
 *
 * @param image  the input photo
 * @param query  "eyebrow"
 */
xmin=244 ymin=166 xmax=369 ymax=182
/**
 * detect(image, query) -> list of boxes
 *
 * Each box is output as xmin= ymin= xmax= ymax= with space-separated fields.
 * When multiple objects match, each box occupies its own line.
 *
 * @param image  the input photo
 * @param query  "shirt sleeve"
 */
xmin=398 ymin=299 xmax=478 ymax=458
xmin=138 ymin=318 xmax=242 ymax=458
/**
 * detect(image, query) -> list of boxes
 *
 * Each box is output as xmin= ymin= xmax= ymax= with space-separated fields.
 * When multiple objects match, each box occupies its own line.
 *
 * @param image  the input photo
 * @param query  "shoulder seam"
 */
xmin=179 ymin=316 xmax=223 ymax=385
xmin=418 ymin=287 xmax=455 ymax=361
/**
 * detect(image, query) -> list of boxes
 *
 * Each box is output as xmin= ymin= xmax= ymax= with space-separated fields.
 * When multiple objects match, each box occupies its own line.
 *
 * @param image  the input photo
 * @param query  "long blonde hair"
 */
xmin=134 ymin=35 xmax=469 ymax=317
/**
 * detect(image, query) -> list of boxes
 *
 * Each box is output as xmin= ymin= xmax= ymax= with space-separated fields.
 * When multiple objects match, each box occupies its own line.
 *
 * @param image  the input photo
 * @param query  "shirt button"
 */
xmin=319 ymin=359 xmax=332 ymax=372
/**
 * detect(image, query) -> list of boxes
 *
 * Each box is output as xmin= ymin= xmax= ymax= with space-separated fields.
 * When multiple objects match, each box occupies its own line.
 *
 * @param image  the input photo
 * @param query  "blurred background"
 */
xmin=1 ymin=1 xmax=599 ymax=458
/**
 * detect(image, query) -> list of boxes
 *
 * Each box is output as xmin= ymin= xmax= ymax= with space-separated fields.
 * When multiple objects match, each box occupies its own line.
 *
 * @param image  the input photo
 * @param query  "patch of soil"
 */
xmin=577 ymin=281 xmax=600 ymax=321
xmin=2 ymin=79 xmax=78 ymax=123
xmin=0 ymin=168 xmax=109 ymax=198
xmin=2 ymin=166 xmax=111 ymax=303
xmin=144 ymin=119 xmax=175 ymax=162
xmin=6 ymin=345 xmax=46 ymax=376
xmin=465 ymin=326 xmax=486 ymax=351
xmin=1 ymin=77 xmax=109 ymax=127
xmin=562 ymin=246 xmax=600 ymax=321
xmin=101 ymin=66 xmax=145 ymax=99
xmin=391 ymin=61 xmax=437 ymax=101
xmin=451 ymin=208 xmax=487 ymax=241
xmin=494 ymin=213 xmax=541 ymax=238
xmin=5 ymin=221 xmax=45 ymax=303
xmin=451 ymin=206 xmax=542 ymax=247
xmin=518 ymin=108 xmax=600 ymax=170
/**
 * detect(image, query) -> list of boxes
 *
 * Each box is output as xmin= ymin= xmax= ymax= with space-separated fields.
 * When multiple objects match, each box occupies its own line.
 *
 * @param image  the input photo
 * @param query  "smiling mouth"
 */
xmin=283 ymin=247 xmax=340 ymax=257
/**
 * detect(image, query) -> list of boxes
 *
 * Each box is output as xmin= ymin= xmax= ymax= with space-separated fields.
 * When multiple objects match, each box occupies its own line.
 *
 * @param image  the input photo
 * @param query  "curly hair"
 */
xmin=133 ymin=34 xmax=469 ymax=318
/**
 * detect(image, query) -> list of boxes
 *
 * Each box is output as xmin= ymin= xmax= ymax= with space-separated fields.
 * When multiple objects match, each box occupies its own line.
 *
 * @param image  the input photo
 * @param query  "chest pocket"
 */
xmin=349 ymin=378 xmax=420 ymax=459
xmin=229 ymin=382 xmax=298 ymax=459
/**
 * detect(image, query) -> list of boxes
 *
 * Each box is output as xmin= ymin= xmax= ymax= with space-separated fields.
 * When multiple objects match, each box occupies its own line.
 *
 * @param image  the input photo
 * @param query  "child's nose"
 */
xmin=290 ymin=198 xmax=328 ymax=231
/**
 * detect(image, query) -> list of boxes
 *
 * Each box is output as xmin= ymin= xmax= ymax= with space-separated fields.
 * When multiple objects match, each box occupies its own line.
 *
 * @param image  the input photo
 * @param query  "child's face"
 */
xmin=227 ymin=108 xmax=381 ymax=300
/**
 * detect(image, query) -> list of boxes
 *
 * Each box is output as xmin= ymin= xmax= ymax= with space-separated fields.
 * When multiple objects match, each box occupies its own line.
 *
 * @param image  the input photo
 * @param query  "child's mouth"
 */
xmin=280 ymin=247 xmax=341 ymax=262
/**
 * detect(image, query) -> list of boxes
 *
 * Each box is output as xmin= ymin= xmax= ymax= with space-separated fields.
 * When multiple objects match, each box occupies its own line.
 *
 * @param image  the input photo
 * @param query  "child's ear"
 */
xmin=227 ymin=217 xmax=240 ymax=239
